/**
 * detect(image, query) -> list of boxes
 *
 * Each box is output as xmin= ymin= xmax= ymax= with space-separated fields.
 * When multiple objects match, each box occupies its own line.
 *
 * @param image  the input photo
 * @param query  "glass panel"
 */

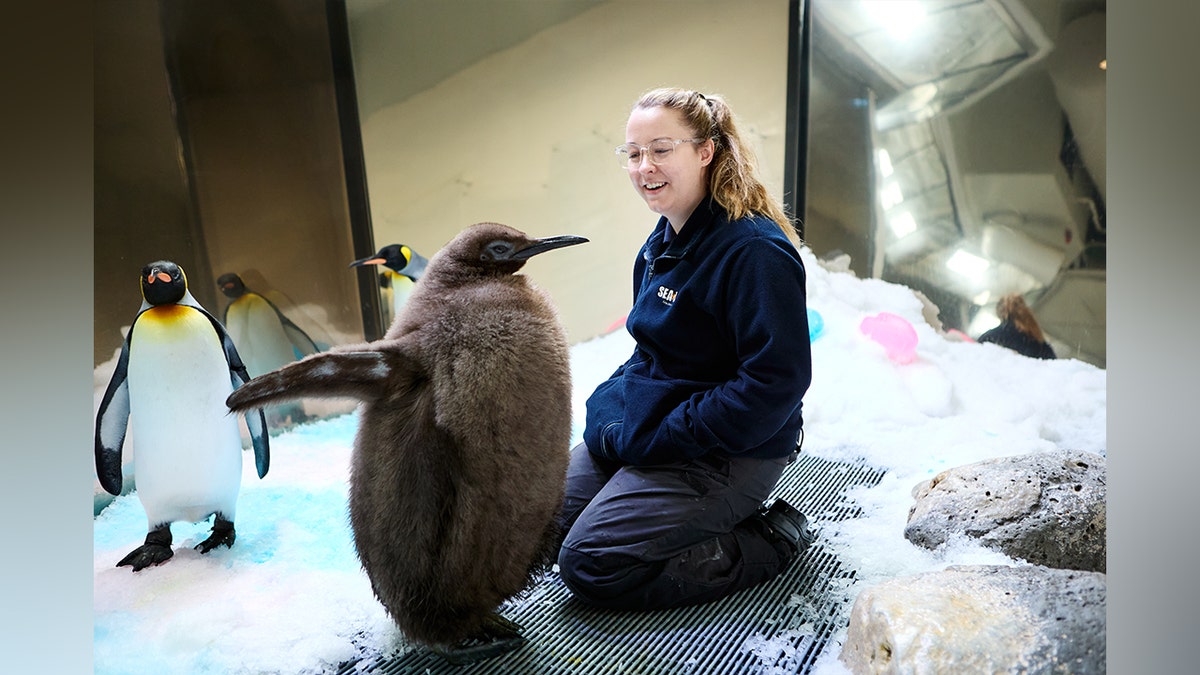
xmin=344 ymin=0 xmax=793 ymax=342
xmin=806 ymin=0 xmax=1106 ymax=366
xmin=95 ymin=0 xmax=366 ymax=422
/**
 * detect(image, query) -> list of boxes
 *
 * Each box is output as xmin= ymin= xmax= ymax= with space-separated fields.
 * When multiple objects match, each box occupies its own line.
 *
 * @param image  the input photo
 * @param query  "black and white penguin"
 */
xmin=228 ymin=223 xmax=586 ymax=662
xmin=95 ymin=261 xmax=270 ymax=571
xmin=218 ymin=272 xmax=320 ymax=426
xmin=349 ymin=243 xmax=428 ymax=325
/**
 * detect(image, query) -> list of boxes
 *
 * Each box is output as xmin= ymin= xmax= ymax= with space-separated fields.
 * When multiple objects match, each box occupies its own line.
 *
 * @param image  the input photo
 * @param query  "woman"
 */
xmin=556 ymin=88 xmax=814 ymax=610
xmin=977 ymin=293 xmax=1057 ymax=360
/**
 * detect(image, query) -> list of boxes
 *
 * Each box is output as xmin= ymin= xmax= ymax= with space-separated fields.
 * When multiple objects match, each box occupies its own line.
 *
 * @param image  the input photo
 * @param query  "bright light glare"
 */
xmin=967 ymin=307 xmax=1000 ymax=336
xmin=946 ymin=249 xmax=990 ymax=278
xmin=888 ymin=211 xmax=917 ymax=238
xmin=876 ymin=149 xmax=894 ymax=178
xmin=862 ymin=0 xmax=927 ymax=40
xmin=880 ymin=182 xmax=904 ymax=210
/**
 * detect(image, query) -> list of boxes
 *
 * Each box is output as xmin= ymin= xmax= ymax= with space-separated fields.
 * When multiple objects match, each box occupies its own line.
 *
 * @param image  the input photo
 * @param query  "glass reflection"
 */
xmin=807 ymin=0 xmax=1106 ymax=366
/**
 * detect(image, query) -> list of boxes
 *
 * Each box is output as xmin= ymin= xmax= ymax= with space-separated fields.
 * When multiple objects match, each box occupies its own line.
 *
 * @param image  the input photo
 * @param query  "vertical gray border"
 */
xmin=1108 ymin=1 xmax=1200 ymax=673
xmin=1 ymin=1 xmax=93 ymax=670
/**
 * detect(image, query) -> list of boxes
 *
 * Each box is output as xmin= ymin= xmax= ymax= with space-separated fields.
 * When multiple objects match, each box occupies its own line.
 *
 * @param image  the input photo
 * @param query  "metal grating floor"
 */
xmin=335 ymin=454 xmax=885 ymax=674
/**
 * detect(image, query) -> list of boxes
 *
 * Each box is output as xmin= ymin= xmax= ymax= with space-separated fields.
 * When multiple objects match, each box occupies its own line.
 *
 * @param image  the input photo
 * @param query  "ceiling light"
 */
xmin=888 ymin=211 xmax=917 ymax=238
xmin=880 ymin=181 xmax=904 ymax=209
xmin=946 ymin=249 xmax=990 ymax=279
xmin=861 ymin=0 xmax=927 ymax=40
xmin=876 ymin=148 xmax=894 ymax=177
xmin=1099 ymin=58 xmax=1106 ymax=70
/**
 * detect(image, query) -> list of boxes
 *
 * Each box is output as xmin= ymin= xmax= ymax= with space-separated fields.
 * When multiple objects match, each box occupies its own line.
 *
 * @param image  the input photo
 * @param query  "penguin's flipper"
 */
xmin=200 ymin=305 xmax=272 ymax=478
xmin=95 ymin=337 xmax=134 ymax=495
xmin=226 ymin=349 xmax=419 ymax=413
xmin=280 ymin=315 xmax=320 ymax=357
xmin=257 ymin=293 xmax=320 ymax=357
xmin=244 ymin=401 xmax=271 ymax=479
xmin=229 ymin=355 xmax=270 ymax=479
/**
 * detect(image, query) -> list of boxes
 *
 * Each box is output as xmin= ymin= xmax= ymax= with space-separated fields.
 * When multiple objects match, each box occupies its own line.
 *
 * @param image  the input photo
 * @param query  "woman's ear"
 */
xmin=698 ymin=138 xmax=715 ymax=167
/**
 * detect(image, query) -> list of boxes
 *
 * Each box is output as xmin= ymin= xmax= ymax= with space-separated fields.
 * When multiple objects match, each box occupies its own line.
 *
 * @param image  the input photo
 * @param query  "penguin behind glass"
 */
xmin=95 ymin=261 xmax=270 ymax=571
xmin=228 ymin=223 xmax=586 ymax=661
xmin=218 ymin=272 xmax=320 ymax=425
xmin=349 ymin=243 xmax=428 ymax=325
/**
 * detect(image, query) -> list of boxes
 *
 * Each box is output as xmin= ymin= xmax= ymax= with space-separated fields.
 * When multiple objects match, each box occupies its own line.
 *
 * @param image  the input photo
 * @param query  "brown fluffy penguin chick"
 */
xmin=226 ymin=223 xmax=586 ymax=661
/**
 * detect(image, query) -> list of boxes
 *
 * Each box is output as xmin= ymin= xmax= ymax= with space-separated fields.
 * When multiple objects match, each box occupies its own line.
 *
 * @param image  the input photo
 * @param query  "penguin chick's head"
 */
xmin=349 ymin=244 xmax=428 ymax=281
xmin=216 ymin=272 xmax=247 ymax=299
xmin=140 ymin=260 xmax=188 ymax=306
xmin=436 ymin=222 xmax=588 ymax=279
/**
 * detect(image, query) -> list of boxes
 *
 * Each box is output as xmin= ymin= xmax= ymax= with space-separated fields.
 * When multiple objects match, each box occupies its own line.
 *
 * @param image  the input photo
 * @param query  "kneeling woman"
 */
xmin=558 ymin=88 xmax=815 ymax=610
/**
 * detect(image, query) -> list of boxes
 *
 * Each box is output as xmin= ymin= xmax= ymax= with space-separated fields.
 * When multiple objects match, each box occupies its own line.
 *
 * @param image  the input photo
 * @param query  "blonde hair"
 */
xmin=632 ymin=88 xmax=802 ymax=248
xmin=996 ymin=293 xmax=1046 ymax=342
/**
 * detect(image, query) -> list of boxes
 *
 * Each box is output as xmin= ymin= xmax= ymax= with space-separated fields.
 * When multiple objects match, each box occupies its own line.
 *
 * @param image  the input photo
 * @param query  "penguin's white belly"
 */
xmin=128 ymin=307 xmax=242 ymax=525
xmin=391 ymin=273 xmax=416 ymax=320
xmin=226 ymin=295 xmax=296 ymax=378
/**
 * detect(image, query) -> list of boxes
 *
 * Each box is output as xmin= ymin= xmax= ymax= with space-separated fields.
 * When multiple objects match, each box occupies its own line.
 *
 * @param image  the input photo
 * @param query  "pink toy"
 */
xmin=860 ymin=312 xmax=918 ymax=364
xmin=946 ymin=328 xmax=976 ymax=343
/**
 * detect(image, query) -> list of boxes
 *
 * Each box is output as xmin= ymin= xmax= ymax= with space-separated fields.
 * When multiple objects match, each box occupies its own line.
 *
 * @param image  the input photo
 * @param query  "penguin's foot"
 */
xmin=195 ymin=516 xmax=236 ymax=554
xmin=431 ymin=614 xmax=526 ymax=665
xmin=117 ymin=544 xmax=174 ymax=571
xmin=117 ymin=525 xmax=173 ymax=571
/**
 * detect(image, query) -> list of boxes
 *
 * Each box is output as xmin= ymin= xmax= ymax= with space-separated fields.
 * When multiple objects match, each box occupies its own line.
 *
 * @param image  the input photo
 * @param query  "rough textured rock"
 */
xmin=905 ymin=450 xmax=1105 ymax=572
xmin=840 ymin=564 xmax=1106 ymax=675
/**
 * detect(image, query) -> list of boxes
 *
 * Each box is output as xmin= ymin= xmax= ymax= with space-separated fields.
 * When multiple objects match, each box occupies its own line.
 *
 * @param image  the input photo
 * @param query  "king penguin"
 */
xmin=228 ymin=223 xmax=586 ymax=663
xmin=218 ymin=272 xmax=320 ymax=426
xmin=95 ymin=260 xmax=271 ymax=571
xmin=349 ymin=243 xmax=428 ymax=326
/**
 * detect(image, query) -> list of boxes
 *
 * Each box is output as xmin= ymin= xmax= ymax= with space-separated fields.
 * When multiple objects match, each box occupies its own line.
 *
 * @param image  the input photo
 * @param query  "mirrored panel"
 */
xmin=345 ymin=0 xmax=793 ymax=342
xmin=805 ymin=0 xmax=1106 ymax=366
xmin=95 ymin=0 xmax=369 ymax=429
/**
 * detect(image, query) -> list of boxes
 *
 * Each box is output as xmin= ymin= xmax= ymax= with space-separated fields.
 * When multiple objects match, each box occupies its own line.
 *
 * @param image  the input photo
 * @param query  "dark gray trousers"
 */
xmin=556 ymin=442 xmax=790 ymax=610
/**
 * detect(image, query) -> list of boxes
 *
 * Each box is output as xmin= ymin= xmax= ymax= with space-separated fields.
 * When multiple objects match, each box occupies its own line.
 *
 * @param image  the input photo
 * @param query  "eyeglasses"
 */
xmin=615 ymin=138 xmax=704 ymax=169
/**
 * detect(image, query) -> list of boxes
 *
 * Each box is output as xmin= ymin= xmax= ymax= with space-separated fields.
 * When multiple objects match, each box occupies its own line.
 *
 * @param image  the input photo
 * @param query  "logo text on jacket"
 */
xmin=657 ymin=285 xmax=678 ymax=305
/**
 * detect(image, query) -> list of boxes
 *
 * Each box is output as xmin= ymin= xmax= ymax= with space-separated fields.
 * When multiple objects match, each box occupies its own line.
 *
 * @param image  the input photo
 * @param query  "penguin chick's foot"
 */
xmin=430 ymin=614 xmax=526 ymax=665
xmin=195 ymin=516 xmax=236 ymax=554
xmin=117 ymin=525 xmax=173 ymax=571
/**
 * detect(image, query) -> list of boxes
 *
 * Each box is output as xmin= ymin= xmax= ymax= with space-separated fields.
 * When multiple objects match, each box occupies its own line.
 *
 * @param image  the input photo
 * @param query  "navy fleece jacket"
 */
xmin=583 ymin=197 xmax=812 ymax=466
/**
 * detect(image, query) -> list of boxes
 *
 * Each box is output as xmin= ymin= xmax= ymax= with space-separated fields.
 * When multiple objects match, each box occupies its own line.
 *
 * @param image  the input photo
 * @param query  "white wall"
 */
xmin=351 ymin=0 xmax=790 ymax=343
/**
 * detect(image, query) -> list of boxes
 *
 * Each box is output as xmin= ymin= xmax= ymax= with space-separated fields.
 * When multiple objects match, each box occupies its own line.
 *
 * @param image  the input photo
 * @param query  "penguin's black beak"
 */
xmin=349 ymin=256 xmax=386 ymax=268
xmin=512 ymin=235 xmax=589 ymax=261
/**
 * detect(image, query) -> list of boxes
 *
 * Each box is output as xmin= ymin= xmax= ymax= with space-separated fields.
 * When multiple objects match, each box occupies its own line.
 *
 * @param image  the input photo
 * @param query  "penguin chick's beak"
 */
xmin=349 ymin=256 xmax=386 ymax=268
xmin=511 ymin=235 xmax=589 ymax=261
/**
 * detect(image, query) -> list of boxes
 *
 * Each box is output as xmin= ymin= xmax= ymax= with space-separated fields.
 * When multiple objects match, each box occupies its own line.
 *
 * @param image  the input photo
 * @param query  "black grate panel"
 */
xmin=335 ymin=454 xmax=885 ymax=674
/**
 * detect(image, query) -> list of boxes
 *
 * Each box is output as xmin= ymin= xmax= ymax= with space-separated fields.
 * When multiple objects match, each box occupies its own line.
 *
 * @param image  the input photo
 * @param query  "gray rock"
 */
xmin=905 ymin=450 xmax=1105 ymax=572
xmin=840 ymin=564 xmax=1106 ymax=675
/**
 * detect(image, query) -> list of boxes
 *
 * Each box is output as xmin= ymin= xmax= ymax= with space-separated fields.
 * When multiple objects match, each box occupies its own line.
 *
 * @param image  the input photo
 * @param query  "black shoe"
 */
xmin=754 ymin=498 xmax=816 ymax=562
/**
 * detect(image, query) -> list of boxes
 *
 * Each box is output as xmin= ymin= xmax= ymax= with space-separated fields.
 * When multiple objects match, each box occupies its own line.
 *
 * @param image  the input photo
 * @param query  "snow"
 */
xmin=92 ymin=245 xmax=1105 ymax=674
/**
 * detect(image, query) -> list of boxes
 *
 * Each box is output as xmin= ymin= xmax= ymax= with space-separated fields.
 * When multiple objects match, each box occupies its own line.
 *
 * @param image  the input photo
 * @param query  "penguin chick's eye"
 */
xmin=482 ymin=241 xmax=515 ymax=261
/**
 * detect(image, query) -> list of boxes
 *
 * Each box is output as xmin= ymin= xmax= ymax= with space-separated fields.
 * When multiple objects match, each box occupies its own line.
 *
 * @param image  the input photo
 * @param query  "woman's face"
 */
xmin=624 ymin=106 xmax=713 ymax=230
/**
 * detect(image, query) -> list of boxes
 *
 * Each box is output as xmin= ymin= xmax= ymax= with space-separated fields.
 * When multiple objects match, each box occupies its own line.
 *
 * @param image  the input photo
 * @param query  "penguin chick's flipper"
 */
xmin=226 ymin=349 xmax=418 ymax=413
xmin=431 ymin=613 xmax=526 ymax=665
xmin=117 ymin=524 xmax=173 ymax=571
xmin=195 ymin=514 xmax=235 ymax=554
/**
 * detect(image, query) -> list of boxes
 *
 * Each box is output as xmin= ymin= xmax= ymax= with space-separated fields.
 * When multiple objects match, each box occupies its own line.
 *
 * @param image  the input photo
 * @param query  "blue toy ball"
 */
xmin=807 ymin=308 xmax=825 ymax=342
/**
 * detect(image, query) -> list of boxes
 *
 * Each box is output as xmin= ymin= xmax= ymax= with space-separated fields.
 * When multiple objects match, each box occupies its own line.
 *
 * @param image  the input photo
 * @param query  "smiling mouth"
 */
xmin=643 ymin=182 xmax=666 ymax=191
